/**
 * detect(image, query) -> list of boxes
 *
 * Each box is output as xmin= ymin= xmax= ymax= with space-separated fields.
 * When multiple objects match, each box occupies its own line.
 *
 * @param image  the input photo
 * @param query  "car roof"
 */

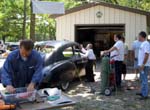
xmin=7 ymin=42 xmax=19 ymax=45
xmin=43 ymin=40 xmax=78 ymax=48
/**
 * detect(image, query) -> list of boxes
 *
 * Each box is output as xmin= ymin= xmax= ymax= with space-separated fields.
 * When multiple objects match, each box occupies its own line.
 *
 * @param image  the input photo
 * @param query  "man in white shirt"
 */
xmin=104 ymin=34 xmax=124 ymax=88
xmin=132 ymin=38 xmax=142 ymax=79
xmin=81 ymin=44 xmax=96 ymax=82
xmin=136 ymin=31 xmax=150 ymax=100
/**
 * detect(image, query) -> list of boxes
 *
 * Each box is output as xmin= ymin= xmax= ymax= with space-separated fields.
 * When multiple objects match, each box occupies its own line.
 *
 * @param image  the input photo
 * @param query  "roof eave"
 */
xmin=50 ymin=2 xmax=150 ymax=19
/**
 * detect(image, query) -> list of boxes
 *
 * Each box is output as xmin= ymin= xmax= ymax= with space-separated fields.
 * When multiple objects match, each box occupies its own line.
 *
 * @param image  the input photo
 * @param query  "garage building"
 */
xmin=51 ymin=2 xmax=150 ymax=57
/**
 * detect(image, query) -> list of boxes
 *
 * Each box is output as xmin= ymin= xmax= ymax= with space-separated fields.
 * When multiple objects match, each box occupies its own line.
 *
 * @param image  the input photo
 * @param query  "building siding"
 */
xmin=55 ymin=5 xmax=147 ymax=49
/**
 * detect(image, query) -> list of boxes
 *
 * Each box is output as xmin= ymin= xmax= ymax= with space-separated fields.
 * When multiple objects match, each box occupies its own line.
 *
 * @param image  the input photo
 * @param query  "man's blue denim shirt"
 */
xmin=1 ymin=49 xmax=43 ymax=88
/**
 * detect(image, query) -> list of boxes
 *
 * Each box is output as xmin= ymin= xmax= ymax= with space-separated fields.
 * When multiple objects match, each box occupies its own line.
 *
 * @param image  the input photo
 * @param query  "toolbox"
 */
xmin=1 ymin=87 xmax=36 ymax=104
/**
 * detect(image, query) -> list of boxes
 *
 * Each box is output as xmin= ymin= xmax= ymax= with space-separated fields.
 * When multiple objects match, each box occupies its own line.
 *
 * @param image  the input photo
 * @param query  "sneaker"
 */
xmin=138 ymin=96 xmax=148 ymax=100
xmin=136 ymin=92 xmax=142 ymax=96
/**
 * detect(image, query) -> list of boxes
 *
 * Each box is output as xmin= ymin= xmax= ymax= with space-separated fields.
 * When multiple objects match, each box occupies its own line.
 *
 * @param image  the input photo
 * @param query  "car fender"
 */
xmin=42 ymin=60 xmax=76 ymax=83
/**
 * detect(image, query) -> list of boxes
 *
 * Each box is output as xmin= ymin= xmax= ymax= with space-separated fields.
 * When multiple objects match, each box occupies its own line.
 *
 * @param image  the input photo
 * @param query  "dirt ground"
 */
xmin=60 ymin=66 xmax=150 ymax=110
xmin=0 ymin=64 xmax=150 ymax=110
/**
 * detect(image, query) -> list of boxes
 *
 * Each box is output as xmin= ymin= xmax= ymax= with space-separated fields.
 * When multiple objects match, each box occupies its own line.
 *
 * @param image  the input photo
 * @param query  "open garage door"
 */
xmin=75 ymin=24 xmax=125 ymax=57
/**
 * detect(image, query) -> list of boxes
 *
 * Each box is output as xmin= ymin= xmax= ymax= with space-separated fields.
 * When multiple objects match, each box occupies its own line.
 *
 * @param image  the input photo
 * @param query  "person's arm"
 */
xmin=131 ymin=42 xmax=136 ymax=59
xmin=1 ymin=57 xmax=13 ymax=86
xmin=107 ymin=46 xmax=118 ymax=53
xmin=1 ymin=56 xmax=15 ymax=93
xmin=28 ymin=54 xmax=43 ymax=91
xmin=81 ymin=47 xmax=87 ymax=54
xmin=104 ymin=41 xmax=120 ymax=54
xmin=140 ymin=43 xmax=150 ymax=71
xmin=124 ymin=44 xmax=129 ymax=59
xmin=132 ymin=42 xmax=135 ymax=51
xmin=140 ymin=53 xmax=149 ymax=71
xmin=32 ymin=55 xmax=43 ymax=84
xmin=80 ymin=50 xmax=89 ymax=58
xmin=143 ymin=53 xmax=149 ymax=65
xmin=143 ymin=43 xmax=150 ymax=65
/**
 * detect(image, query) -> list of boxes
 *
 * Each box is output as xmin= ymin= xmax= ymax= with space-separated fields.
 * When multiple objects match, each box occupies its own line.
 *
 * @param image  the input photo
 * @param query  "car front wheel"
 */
xmin=60 ymin=81 xmax=70 ymax=91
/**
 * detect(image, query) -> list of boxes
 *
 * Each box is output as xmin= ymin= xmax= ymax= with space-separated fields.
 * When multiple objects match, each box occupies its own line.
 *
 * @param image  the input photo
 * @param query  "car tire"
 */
xmin=104 ymin=88 xmax=112 ymax=96
xmin=60 ymin=81 xmax=70 ymax=91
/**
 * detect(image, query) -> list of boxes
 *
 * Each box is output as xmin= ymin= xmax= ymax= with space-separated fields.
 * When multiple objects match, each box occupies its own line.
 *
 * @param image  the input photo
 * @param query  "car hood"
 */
xmin=0 ymin=58 xmax=5 ymax=69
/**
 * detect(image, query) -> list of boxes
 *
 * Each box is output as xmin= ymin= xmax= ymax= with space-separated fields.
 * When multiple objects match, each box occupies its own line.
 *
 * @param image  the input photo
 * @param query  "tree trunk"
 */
xmin=30 ymin=13 xmax=36 ymax=41
xmin=49 ymin=25 xmax=51 ymax=40
xmin=30 ymin=1 xmax=36 ymax=41
xmin=2 ymin=36 xmax=5 ymax=43
xmin=22 ymin=0 xmax=27 ymax=39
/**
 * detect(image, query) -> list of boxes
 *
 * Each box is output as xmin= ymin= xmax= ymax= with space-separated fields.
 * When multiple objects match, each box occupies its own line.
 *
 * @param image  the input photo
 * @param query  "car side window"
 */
xmin=73 ymin=46 xmax=81 ymax=57
xmin=62 ymin=47 xmax=73 ymax=59
xmin=41 ymin=46 xmax=54 ymax=54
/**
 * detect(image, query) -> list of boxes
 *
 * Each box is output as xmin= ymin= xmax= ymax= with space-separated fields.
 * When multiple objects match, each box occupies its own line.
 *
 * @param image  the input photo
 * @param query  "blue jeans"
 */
xmin=140 ymin=67 xmax=149 ymax=97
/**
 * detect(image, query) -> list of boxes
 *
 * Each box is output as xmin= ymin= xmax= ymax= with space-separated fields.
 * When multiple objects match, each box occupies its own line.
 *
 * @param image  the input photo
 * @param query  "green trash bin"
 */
xmin=100 ymin=56 xmax=110 ymax=94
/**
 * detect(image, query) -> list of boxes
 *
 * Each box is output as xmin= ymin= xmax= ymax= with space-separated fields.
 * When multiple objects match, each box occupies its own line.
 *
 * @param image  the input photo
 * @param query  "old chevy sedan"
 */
xmin=37 ymin=41 xmax=87 ymax=91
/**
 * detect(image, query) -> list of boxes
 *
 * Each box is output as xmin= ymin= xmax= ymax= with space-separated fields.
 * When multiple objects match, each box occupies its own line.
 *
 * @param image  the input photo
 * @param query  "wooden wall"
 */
xmin=55 ymin=5 xmax=147 ymax=49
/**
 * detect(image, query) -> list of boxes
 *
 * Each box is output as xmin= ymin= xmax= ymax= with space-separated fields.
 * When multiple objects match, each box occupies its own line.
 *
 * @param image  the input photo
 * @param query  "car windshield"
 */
xmin=41 ymin=46 xmax=55 ymax=54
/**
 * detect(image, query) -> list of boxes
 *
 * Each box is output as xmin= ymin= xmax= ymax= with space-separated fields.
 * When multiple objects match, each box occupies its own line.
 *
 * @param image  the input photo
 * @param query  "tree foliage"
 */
xmin=101 ymin=0 xmax=150 ymax=11
xmin=0 ymin=0 xmax=149 ymax=41
xmin=0 ymin=0 xmax=27 ymax=41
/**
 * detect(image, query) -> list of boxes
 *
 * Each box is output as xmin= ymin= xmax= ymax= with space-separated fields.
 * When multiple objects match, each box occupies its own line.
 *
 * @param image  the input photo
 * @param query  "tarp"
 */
xmin=32 ymin=0 xmax=65 ymax=14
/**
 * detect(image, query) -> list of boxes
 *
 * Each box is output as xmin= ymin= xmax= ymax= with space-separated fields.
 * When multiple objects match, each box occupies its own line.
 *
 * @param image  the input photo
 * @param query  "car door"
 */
xmin=72 ymin=45 xmax=87 ymax=77
xmin=61 ymin=44 xmax=85 ymax=64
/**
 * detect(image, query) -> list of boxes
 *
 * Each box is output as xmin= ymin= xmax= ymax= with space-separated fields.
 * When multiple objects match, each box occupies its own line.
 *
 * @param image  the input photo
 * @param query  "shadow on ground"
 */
xmin=57 ymin=61 xmax=150 ymax=110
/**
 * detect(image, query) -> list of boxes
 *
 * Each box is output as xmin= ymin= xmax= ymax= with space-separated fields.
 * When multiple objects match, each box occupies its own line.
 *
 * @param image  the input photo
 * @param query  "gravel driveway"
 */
xmin=62 ymin=65 xmax=150 ymax=110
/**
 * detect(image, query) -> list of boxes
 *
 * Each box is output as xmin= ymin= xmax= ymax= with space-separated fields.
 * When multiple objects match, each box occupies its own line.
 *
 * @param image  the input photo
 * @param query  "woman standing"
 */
xmin=81 ymin=44 xmax=96 ymax=82
xmin=104 ymin=34 xmax=124 ymax=88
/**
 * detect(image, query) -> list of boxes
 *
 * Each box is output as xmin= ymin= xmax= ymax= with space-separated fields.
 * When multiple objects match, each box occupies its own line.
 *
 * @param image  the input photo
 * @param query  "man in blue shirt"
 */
xmin=1 ymin=40 xmax=43 ymax=93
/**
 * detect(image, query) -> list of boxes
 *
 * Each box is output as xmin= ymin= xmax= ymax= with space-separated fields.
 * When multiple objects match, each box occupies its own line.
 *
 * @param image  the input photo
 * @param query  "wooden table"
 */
xmin=0 ymin=84 xmax=77 ymax=110
xmin=19 ymin=95 xmax=77 ymax=110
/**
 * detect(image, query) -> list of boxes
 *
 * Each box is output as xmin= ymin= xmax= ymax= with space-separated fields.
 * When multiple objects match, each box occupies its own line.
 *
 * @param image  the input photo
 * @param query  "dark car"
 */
xmin=7 ymin=42 xmax=19 ymax=51
xmin=37 ymin=41 xmax=87 ymax=90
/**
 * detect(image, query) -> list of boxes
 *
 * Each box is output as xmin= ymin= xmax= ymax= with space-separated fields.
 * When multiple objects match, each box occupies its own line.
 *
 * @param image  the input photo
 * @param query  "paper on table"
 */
xmin=48 ymin=95 xmax=73 ymax=106
xmin=37 ymin=88 xmax=61 ymax=97
xmin=0 ymin=84 xmax=5 ymax=91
